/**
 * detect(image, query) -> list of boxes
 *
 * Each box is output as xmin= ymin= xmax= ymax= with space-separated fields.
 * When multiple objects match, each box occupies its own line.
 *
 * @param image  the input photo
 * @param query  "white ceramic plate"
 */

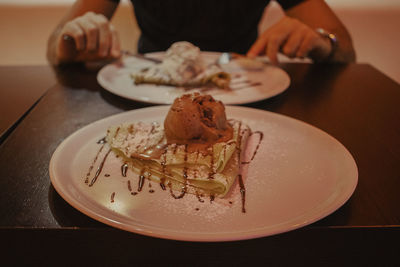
xmin=49 ymin=106 xmax=358 ymax=242
xmin=97 ymin=52 xmax=290 ymax=104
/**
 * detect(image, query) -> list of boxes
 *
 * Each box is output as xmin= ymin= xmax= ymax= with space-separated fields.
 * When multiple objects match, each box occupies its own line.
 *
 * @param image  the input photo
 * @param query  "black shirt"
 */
xmin=110 ymin=0 xmax=304 ymax=53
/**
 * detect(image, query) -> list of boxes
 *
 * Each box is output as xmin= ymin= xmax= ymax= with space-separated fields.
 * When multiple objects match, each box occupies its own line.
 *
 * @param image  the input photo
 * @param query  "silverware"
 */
xmin=217 ymin=52 xmax=233 ymax=65
xmin=121 ymin=50 xmax=162 ymax=64
xmin=217 ymin=52 xmax=260 ymax=64
xmin=217 ymin=52 xmax=267 ymax=70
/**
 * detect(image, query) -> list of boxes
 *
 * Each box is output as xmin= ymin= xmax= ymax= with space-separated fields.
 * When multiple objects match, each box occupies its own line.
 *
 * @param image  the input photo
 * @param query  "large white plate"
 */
xmin=49 ymin=106 xmax=357 ymax=242
xmin=97 ymin=52 xmax=290 ymax=104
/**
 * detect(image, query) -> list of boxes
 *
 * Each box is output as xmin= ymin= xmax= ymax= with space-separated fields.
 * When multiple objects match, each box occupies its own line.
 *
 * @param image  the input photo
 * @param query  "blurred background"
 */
xmin=0 ymin=0 xmax=399 ymax=83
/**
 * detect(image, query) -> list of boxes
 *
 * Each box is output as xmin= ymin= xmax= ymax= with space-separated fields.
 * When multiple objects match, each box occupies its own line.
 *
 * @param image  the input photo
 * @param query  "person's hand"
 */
xmin=247 ymin=16 xmax=332 ymax=64
xmin=56 ymin=11 xmax=121 ymax=63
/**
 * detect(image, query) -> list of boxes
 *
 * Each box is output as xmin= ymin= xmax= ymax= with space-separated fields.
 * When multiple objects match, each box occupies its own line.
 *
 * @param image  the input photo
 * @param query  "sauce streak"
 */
xmin=196 ymin=191 xmax=205 ymax=203
xmin=208 ymin=145 xmax=215 ymax=179
xmin=85 ymin=142 xmax=106 ymax=184
xmin=210 ymin=195 xmax=215 ymax=203
xmin=85 ymin=120 xmax=260 ymax=215
xmin=127 ymin=180 xmax=132 ymax=192
xmin=138 ymin=169 xmax=145 ymax=192
xmin=87 ymin=129 xmax=119 ymax=185
xmin=88 ymin=149 xmax=112 ymax=187
xmin=238 ymin=174 xmax=246 ymax=213
xmin=121 ymin=163 xmax=128 ymax=177
xmin=242 ymin=131 xmax=264 ymax=164
xmin=160 ymin=148 xmax=168 ymax=190
xmin=97 ymin=137 xmax=107 ymax=144
xmin=160 ymin=182 xmax=166 ymax=190
xmin=168 ymin=145 xmax=188 ymax=199
xmin=232 ymin=82 xmax=262 ymax=90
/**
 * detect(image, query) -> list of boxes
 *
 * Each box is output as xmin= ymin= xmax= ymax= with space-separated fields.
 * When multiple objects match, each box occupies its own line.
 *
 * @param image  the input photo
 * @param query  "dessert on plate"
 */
xmin=106 ymin=93 xmax=250 ymax=198
xmin=130 ymin=42 xmax=231 ymax=89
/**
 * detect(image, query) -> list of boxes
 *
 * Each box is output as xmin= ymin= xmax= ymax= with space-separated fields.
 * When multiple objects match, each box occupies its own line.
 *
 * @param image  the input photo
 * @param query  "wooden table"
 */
xmin=0 ymin=66 xmax=55 ymax=143
xmin=1 ymin=63 xmax=399 ymax=265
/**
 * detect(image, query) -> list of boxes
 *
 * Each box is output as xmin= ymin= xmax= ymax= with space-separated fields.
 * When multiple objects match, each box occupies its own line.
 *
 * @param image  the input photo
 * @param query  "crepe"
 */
xmin=131 ymin=41 xmax=231 ymax=89
xmin=106 ymin=120 xmax=249 ymax=197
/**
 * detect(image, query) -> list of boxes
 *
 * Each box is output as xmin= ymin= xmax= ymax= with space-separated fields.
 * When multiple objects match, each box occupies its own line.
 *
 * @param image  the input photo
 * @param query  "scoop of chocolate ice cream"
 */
xmin=164 ymin=94 xmax=233 ymax=145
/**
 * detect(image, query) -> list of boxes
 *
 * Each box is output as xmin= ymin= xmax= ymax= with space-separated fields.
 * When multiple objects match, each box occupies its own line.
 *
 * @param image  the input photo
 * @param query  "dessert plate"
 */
xmin=97 ymin=52 xmax=290 ymax=104
xmin=49 ymin=106 xmax=358 ymax=241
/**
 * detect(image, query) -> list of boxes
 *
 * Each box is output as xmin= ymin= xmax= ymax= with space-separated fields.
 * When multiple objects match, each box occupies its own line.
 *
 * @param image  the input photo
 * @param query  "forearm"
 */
xmin=285 ymin=0 xmax=356 ymax=62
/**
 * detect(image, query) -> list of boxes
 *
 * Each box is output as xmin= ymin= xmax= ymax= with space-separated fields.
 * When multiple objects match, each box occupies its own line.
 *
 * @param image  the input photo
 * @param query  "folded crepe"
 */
xmin=131 ymin=41 xmax=231 ymax=89
xmin=106 ymin=119 xmax=249 ymax=197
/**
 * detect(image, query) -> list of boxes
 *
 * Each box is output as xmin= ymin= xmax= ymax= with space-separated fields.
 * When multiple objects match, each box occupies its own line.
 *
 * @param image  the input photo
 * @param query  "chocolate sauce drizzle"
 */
xmin=238 ymin=174 xmax=246 ymax=213
xmin=84 ymin=138 xmax=107 ymax=184
xmin=196 ymin=191 xmax=205 ymax=203
xmin=86 ymin=129 xmax=119 ymax=186
xmin=97 ymin=137 xmax=107 ymax=144
xmin=232 ymin=82 xmax=262 ymax=90
xmin=229 ymin=74 xmax=263 ymax=90
xmin=127 ymin=180 xmax=132 ymax=192
xmin=236 ymin=121 xmax=246 ymax=213
xmin=160 ymin=182 xmax=166 ymax=191
xmin=181 ymin=72 xmax=262 ymax=92
xmin=160 ymin=148 xmax=168 ymax=190
xmin=88 ymin=149 xmax=112 ymax=187
xmin=210 ymin=195 xmax=215 ymax=203
xmin=208 ymin=145 xmax=215 ymax=179
xmin=168 ymin=144 xmax=188 ymax=199
xmin=242 ymin=131 xmax=264 ymax=164
xmin=138 ymin=169 xmax=146 ymax=192
xmin=121 ymin=163 xmax=128 ymax=177
xmin=85 ymin=121 xmax=263 ymax=214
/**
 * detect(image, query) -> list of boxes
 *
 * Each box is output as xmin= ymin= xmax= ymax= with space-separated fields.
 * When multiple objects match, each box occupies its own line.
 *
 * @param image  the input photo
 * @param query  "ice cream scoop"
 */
xmin=164 ymin=94 xmax=233 ymax=146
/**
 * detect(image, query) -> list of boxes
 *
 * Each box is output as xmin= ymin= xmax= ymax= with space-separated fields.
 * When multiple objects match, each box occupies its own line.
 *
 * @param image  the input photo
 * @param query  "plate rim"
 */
xmin=49 ymin=105 xmax=358 ymax=242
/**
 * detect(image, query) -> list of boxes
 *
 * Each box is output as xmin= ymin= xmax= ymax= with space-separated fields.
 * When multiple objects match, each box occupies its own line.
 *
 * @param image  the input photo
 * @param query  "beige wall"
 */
xmin=0 ymin=1 xmax=399 ymax=83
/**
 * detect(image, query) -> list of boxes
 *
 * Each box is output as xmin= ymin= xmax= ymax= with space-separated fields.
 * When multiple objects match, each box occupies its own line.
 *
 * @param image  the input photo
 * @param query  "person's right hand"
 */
xmin=56 ymin=11 xmax=121 ymax=63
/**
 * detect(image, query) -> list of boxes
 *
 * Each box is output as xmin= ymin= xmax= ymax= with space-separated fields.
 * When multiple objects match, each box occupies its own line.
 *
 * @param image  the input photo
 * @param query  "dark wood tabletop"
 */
xmin=1 ymin=63 xmax=399 ymax=266
xmin=0 ymin=66 xmax=55 ymax=143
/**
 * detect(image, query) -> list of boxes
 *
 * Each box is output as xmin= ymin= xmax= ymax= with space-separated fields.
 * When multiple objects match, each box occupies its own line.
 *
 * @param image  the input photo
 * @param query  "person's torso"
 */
xmin=131 ymin=0 xmax=270 ymax=53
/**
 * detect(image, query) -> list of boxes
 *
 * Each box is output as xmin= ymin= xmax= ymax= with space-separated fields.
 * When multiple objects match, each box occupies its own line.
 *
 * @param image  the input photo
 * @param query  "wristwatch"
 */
xmin=315 ymin=28 xmax=338 ymax=57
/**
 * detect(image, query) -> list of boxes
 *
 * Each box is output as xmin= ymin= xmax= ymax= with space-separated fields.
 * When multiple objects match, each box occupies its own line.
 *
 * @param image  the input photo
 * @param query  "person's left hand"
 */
xmin=247 ymin=16 xmax=332 ymax=64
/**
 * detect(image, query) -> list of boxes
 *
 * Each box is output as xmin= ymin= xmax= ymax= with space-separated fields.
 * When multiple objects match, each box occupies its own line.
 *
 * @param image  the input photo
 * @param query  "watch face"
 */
xmin=316 ymin=28 xmax=337 ymax=46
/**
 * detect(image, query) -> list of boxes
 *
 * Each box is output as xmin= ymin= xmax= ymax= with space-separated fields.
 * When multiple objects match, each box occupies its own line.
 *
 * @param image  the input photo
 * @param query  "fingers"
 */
xmin=247 ymin=17 xmax=295 ymax=64
xmin=110 ymin=25 xmax=121 ymax=58
xmin=62 ymin=21 xmax=85 ymax=51
xmin=247 ymin=32 xmax=269 ymax=58
xmin=247 ymin=16 xmax=333 ymax=63
xmin=282 ymin=26 xmax=307 ymax=58
xmin=87 ymin=12 xmax=111 ymax=56
xmin=265 ymin=36 xmax=280 ymax=65
xmin=296 ymin=32 xmax=317 ymax=58
xmin=76 ymin=15 xmax=98 ymax=52
xmin=58 ymin=11 xmax=121 ymax=62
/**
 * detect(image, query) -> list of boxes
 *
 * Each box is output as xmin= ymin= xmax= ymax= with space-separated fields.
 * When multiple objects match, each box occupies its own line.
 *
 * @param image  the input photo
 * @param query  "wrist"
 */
xmin=315 ymin=28 xmax=338 ymax=61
